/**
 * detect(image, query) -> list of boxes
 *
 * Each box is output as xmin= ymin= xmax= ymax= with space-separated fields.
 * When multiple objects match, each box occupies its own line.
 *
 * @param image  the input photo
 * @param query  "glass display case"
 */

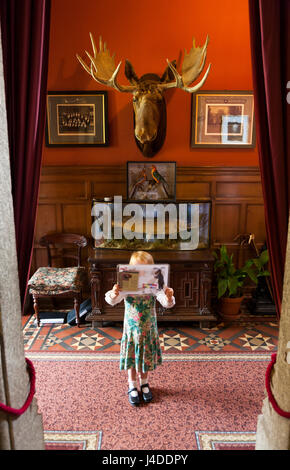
xmin=91 ymin=198 xmax=211 ymax=251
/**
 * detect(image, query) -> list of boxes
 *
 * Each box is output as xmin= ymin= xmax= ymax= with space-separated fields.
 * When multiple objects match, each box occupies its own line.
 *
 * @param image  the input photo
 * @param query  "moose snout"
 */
xmin=135 ymin=127 xmax=157 ymax=143
xmin=134 ymin=98 xmax=160 ymax=144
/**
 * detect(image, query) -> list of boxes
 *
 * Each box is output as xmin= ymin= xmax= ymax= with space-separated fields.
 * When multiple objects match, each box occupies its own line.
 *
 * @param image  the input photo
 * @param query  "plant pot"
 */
xmin=219 ymin=296 xmax=244 ymax=321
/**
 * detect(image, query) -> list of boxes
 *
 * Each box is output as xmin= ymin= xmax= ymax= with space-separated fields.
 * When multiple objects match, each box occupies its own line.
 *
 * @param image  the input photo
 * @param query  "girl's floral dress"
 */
xmin=105 ymin=290 xmax=175 ymax=373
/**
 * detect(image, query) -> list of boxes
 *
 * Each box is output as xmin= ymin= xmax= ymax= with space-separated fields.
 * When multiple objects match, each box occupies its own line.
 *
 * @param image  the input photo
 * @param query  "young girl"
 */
xmin=105 ymin=251 xmax=175 ymax=406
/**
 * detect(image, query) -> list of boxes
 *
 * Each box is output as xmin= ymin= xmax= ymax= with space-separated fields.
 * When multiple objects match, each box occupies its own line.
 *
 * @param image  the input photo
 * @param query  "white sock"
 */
xmin=139 ymin=377 xmax=149 ymax=394
xmin=128 ymin=380 xmax=138 ymax=397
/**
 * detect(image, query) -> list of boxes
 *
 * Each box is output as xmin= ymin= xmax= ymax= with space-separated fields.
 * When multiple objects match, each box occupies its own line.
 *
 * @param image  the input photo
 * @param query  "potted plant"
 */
xmin=212 ymin=245 xmax=270 ymax=321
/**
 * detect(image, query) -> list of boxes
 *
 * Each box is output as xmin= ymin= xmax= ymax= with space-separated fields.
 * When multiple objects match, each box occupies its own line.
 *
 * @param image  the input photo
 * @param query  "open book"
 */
xmin=117 ymin=264 xmax=169 ymax=295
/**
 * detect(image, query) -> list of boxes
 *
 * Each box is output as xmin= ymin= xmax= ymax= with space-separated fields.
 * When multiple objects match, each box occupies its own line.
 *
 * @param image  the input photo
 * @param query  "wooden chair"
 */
xmin=28 ymin=233 xmax=88 ymax=327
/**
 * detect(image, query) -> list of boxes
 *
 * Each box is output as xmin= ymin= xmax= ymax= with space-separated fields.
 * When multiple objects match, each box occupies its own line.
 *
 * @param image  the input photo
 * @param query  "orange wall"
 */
xmin=43 ymin=0 xmax=258 ymax=166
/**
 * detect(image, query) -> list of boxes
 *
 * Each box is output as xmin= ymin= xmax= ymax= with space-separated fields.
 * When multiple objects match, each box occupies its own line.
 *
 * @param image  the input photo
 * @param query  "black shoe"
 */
xmin=128 ymin=387 xmax=140 ymax=406
xmin=141 ymin=383 xmax=153 ymax=403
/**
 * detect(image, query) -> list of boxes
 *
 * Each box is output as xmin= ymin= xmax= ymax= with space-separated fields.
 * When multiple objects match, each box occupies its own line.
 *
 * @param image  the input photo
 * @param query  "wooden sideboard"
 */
xmin=32 ymin=165 xmax=266 ymax=277
xmin=87 ymin=249 xmax=217 ymax=327
xmin=28 ymin=165 xmax=267 ymax=318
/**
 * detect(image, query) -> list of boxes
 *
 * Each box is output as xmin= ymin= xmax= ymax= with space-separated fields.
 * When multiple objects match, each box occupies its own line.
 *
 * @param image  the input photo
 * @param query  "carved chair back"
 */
xmin=39 ymin=233 xmax=88 ymax=268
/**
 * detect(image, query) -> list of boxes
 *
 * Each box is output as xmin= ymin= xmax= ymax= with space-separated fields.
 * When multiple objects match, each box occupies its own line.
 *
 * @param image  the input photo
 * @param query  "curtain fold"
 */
xmin=0 ymin=0 xmax=51 ymax=310
xmin=248 ymin=0 xmax=290 ymax=318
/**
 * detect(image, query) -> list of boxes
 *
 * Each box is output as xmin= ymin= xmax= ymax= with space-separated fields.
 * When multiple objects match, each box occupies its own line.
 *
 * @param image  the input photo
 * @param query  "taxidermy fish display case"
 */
xmin=91 ymin=198 xmax=211 ymax=251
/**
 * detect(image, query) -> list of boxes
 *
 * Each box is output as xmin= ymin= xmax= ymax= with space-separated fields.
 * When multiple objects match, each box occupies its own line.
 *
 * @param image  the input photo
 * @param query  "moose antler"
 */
xmin=76 ymin=33 xmax=137 ymax=93
xmin=159 ymin=35 xmax=211 ymax=93
xmin=77 ymin=33 xmax=210 ymax=94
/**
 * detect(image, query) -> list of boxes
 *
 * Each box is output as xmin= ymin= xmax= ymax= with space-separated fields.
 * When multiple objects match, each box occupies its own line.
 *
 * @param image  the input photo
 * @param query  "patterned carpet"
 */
xmin=22 ymin=314 xmax=278 ymax=450
xmin=43 ymin=429 xmax=256 ymax=450
xmin=28 ymin=352 xmax=271 ymax=450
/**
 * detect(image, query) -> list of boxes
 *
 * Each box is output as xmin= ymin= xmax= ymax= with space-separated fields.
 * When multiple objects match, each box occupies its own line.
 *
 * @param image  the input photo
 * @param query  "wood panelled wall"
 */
xmin=31 ymin=165 xmax=266 ymax=274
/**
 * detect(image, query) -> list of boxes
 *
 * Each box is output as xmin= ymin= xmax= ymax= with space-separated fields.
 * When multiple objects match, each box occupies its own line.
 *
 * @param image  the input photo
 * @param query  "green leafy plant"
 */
xmin=212 ymin=245 xmax=270 ymax=299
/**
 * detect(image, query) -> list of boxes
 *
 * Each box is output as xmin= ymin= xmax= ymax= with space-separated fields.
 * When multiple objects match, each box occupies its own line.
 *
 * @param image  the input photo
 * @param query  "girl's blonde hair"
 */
xmin=129 ymin=251 xmax=154 ymax=264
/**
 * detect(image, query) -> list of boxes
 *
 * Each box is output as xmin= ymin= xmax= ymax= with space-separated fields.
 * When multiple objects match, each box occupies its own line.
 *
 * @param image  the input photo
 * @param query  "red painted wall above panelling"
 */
xmin=43 ymin=0 xmax=258 ymax=166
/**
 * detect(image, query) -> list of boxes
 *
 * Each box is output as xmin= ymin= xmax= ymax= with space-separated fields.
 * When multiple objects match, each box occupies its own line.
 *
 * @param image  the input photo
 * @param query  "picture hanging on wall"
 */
xmin=127 ymin=161 xmax=176 ymax=202
xmin=191 ymin=91 xmax=256 ymax=148
xmin=45 ymin=91 xmax=108 ymax=146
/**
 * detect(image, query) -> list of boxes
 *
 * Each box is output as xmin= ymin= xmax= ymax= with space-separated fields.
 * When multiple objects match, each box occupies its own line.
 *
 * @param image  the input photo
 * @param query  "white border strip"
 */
xmin=26 ymin=352 xmax=271 ymax=362
xmin=195 ymin=430 xmax=256 ymax=450
xmin=44 ymin=430 xmax=102 ymax=450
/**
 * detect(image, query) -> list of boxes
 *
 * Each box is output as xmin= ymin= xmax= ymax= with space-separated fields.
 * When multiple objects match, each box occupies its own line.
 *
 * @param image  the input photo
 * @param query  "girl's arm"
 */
xmin=105 ymin=284 xmax=124 ymax=306
xmin=156 ymin=288 xmax=175 ymax=309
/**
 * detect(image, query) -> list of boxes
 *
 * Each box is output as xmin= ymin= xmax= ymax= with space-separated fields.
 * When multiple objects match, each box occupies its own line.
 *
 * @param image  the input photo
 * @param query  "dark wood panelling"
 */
xmin=92 ymin=181 xmax=126 ymax=198
xmin=32 ymin=165 xmax=266 ymax=273
xmin=39 ymin=181 xmax=88 ymax=200
xmin=62 ymin=204 xmax=88 ymax=234
xmin=35 ymin=204 xmax=57 ymax=240
xmin=176 ymin=182 xmax=211 ymax=199
xmin=245 ymin=204 xmax=266 ymax=240
xmin=216 ymin=182 xmax=263 ymax=199
xmin=214 ymin=204 xmax=241 ymax=243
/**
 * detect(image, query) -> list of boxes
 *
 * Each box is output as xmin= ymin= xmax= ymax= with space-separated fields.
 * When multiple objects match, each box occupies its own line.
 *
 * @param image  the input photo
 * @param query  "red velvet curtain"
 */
xmin=0 ymin=0 xmax=51 ymax=310
xmin=248 ymin=0 xmax=290 ymax=318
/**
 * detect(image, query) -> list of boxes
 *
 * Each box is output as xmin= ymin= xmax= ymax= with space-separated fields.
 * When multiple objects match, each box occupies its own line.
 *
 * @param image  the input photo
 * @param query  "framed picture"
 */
xmin=191 ymin=91 xmax=255 ymax=148
xmin=127 ymin=161 xmax=176 ymax=202
xmin=117 ymin=264 xmax=169 ymax=295
xmin=45 ymin=91 xmax=108 ymax=146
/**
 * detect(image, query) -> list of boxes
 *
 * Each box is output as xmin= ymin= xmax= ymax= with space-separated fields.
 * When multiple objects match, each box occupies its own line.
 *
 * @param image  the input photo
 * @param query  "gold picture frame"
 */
xmin=191 ymin=91 xmax=255 ymax=148
xmin=45 ymin=91 xmax=108 ymax=146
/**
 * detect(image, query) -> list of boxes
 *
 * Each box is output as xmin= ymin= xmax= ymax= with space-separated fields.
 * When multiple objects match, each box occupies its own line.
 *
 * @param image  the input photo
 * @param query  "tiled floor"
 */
xmin=22 ymin=314 xmax=279 ymax=354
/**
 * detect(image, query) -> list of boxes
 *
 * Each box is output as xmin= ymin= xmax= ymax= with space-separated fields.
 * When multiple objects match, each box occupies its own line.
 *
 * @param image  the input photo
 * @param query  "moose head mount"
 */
xmin=77 ymin=34 xmax=211 ymax=158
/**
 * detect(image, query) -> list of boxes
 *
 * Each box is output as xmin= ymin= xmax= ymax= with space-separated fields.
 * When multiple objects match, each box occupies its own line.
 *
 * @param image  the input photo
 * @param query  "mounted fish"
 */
xmin=76 ymin=34 xmax=211 ymax=158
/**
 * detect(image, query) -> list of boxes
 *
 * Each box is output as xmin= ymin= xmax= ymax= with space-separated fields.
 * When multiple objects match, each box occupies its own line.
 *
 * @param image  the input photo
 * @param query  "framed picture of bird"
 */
xmin=127 ymin=161 xmax=176 ymax=202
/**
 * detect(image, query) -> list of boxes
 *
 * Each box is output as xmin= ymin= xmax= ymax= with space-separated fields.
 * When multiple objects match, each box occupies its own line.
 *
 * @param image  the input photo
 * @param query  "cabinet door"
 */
xmin=186 ymin=270 xmax=199 ymax=308
xmin=102 ymin=267 xmax=117 ymax=295
xmin=171 ymin=269 xmax=199 ymax=309
xmin=101 ymin=267 xmax=123 ymax=313
xmin=171 ymin=270 xmax=188 ymax=308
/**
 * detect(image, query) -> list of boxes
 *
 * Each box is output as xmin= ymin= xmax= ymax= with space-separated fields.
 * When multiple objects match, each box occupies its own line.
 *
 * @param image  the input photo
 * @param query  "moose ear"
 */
xmin=161 ymin=60 xmax=177 ymax=83
xmin=125 ymin=60 xmax=139 ymax=85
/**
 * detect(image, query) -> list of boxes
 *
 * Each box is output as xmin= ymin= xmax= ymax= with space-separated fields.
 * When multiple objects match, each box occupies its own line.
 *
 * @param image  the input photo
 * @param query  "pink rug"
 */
xmin=29 ymin=353 xmax=269 ymax=450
